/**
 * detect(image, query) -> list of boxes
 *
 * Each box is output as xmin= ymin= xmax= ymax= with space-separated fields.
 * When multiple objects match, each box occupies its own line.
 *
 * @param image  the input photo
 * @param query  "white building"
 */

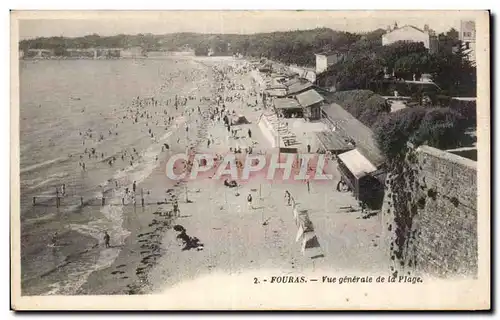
xmin=314 ymin=51 xmax=347 ymax=74
xmin=382 ymin=24 xmax=437 ymax=52
xmin=460 ymin=20 xmax=476 ymax=63
xmin=121 ymin=47 xmax=145 ymax=58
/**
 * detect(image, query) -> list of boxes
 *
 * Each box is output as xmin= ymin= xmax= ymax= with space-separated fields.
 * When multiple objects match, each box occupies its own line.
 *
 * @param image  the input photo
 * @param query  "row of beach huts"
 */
xmin=250 ymin=59 xmax=387 ymax=209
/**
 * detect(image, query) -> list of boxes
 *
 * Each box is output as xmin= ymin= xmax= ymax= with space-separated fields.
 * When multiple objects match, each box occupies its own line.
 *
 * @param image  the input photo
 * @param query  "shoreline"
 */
xmin=20 ymin=55 xmax=219 ymax=295
xmin=77 ymin=59 xmax=220 ymax=295
xmin=34 ymin=56 xmax=388 ymax=296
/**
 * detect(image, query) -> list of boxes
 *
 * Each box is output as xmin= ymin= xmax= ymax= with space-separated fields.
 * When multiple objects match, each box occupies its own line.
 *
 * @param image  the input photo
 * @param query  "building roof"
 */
xmin=385 ymin=25 xmax=426 ymax=34
xmin=315 ymin=131 xmax=352 ymax=152
xmin=296 ymin=89 xmax=325 ymax=107
xmin=265 ymin=89 xmax=287 ymax=97
xmin=338 ymin=149 xmax=378 ymax=179
xmin=406 ymin=25 xmax=425 ymax=33
xmin=265 ymin=88 xmax=286 ymax=97
xmin=273 ymin=98 xmax=302 ymax=110
xmin=283 ymin=77 xmax=301 ymax=87
xmin=267 ymin=84 xmax=287 ymax=90
xmin=321 ymin=103 xmax=385 ymax=167
xmin=287 ymin=80 xmax=314 ymax=95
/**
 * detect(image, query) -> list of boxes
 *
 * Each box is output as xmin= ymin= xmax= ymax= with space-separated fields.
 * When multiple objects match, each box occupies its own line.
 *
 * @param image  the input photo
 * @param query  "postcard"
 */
xmin=10 ymin=10 xmax=490 ymax=310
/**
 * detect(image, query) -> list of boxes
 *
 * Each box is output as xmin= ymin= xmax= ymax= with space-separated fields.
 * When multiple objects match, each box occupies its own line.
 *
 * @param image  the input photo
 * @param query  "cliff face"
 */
xmin=382 ymin=145 xmax=477 ymax=277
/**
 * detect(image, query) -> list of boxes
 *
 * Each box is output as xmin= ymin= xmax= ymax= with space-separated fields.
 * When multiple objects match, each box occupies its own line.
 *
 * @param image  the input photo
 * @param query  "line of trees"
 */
xmin=19 ymin=28 xmax=362 ymax=67
xmin=19 ymin=33 xmax=205 ymax=52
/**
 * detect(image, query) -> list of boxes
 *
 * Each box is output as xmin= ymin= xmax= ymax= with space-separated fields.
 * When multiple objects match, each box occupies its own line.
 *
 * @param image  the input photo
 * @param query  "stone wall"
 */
xmin=382 ymin=145 xmax=477 ymax=277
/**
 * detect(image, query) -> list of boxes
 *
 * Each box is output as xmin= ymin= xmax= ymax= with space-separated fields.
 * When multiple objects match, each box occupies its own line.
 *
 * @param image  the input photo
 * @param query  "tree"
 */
xmin=446 ymin=28 xmax=459 ymax=41
xmin=194 ymin=40 xmax=209 ymax=56
xmin=413 ymin=108 xmax=466 ymax=149
xmin=359 ymin=94 xmax=391 ymax=127
xmin=374 ymin=106 xmax=468 ymax=159
xmin=322 ymin=54 xmax=385 ymax=91
xmin=429 ymin=46 xmax=476 ymax=96
xmin=53 ymin=45 xmax=67 ymax=56
xmin=327 ymin=90 xmax=390 ymax=128
xmin=380 ymin=41 xmax=428 ymax=72
xmin=394 ymin=52 xmax=431 ymax=80
xmin=374 ymin=107 xmax=427 ymax=159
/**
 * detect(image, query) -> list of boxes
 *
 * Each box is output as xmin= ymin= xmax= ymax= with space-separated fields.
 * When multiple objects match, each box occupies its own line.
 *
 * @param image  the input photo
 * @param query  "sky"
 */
xmin=14 ymin=11 xmax=481 ymax=40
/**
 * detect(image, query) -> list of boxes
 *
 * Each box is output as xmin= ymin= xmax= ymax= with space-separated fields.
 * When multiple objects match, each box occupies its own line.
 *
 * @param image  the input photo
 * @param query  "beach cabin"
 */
xmin=315 ymin=131 xmax=353 ymax=155
xmin=286 ymin=79 xmax=314 ymax=97
xmin=321 ymin=102 xmax=386 ymax=208
xmin=321 ymin=103 xmax=385 ymax=167
xmin=337 ymin=149 xmax=385 ymax=208
xmin=296 ymin=89 xmax=324 ymax=121
xmin=264 ymin=88 xmax=287 ymax=99
xmin=272 ymin=98 xmax=303 ymax=118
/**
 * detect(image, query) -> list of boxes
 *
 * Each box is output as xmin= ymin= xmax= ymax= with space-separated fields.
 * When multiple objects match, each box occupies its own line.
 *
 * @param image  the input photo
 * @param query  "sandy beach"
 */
xmin=73 ymin=56 xmax=388 ymax=296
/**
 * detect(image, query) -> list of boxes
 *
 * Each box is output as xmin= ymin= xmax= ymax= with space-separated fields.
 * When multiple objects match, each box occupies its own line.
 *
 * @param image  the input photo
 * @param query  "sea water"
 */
xmin=19 ymin=58 xmax=208 ymax=295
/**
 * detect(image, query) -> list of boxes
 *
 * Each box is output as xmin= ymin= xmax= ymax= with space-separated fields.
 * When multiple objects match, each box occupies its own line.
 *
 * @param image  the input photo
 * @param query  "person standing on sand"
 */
xmin=133 ymin=181 xmax=137 ymax=194
xmin=51 ymin=232 xmax=58 ymax=246
xmin=360 ymin=201 xmax=367 ymax=214
xmin=173 ymin=200 xmax=180 ymax=217
xmin=247 ymin=193 xmax=253 ymax=210
xmin=104 ymin=231 xmax=110 ymax=248
xmin=285 ymin=190 xmax=291 ymax=206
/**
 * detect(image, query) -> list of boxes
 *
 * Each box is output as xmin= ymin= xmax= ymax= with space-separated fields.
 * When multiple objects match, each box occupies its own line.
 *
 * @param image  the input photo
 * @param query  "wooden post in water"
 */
xmin=56 ymin=188 xmax=60 ymax=208
xmin=32 ymin=197 xmax=36 ymax=206
xmin=80 ymin=196 xmax=84 ymax=206
xmin=141 ymin=188 xmax=145 ymax=207
xmin=101 ymin=197 xmax=105 ymax=206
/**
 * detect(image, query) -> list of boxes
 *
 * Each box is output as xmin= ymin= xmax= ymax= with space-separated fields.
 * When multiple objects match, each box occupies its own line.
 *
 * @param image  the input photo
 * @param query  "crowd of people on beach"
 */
xmin=50 ymin=59 xmax=264 ymax=249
